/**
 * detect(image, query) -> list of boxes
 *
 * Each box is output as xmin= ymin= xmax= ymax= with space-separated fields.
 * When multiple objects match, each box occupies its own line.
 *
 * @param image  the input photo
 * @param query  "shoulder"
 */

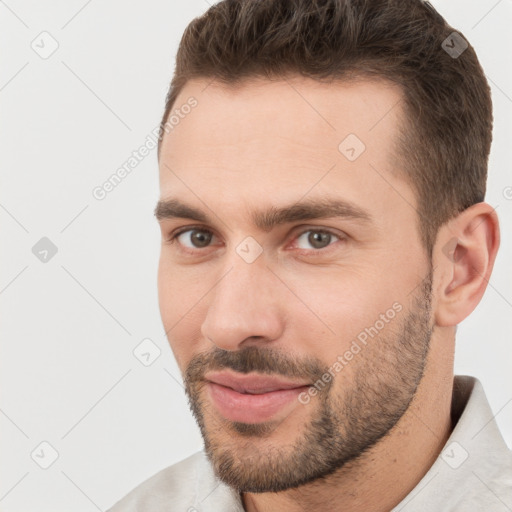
xmin=108 ymin=451 xmax=213 ymax=512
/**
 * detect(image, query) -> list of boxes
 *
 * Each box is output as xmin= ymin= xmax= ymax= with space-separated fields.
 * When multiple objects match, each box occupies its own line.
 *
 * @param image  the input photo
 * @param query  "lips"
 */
xmin=204 ymin=370 xmax=310 ymax=394
xmin=203 ymin=370 xmax=311 ymax=423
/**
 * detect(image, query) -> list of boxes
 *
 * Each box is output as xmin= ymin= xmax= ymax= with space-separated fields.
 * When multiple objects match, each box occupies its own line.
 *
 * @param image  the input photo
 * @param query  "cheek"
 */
xmin=284 ymin=267 xmax=406 ymax=354
xmin=157 ymin=257 xmax=202 ymax=321
xmin=157 ymin=257 xmax=212 ymax=367
xmin=157 ymin=258 xmax=176 ymax=323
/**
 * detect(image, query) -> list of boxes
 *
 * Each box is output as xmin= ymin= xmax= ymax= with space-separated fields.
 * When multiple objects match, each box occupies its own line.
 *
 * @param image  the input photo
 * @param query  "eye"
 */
xmin=294 ymin=229 xmax=342 ymax=250
xmin=171 ymin=228 xmax=216 ymax=249
xmin=167 ymin=226 xmax=345 ymax=254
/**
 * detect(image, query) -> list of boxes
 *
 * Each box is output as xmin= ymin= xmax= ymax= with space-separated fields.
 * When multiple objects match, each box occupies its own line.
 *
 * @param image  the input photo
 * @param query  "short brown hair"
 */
xmin=158 ymin=0 xmax=493 ymax=254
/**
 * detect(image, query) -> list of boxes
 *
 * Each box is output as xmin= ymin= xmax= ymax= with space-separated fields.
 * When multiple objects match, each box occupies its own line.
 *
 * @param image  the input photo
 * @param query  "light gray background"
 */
xmin=1 ymin=1 xmax=510 ymax=510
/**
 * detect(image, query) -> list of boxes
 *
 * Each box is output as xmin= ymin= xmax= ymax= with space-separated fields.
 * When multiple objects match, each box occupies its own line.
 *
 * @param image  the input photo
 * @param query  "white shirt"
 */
xmin=108 ymin=376 xmax=512 ymax=511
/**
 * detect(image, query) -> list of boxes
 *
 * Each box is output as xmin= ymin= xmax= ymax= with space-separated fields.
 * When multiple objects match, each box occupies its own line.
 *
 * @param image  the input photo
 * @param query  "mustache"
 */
xmin=185 ymin=345 xmax=328 ymax=384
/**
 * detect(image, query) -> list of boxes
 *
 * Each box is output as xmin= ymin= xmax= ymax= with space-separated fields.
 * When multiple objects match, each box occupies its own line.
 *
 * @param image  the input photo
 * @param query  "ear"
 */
xmin=433 ymin=202 xmax=500 ymax=327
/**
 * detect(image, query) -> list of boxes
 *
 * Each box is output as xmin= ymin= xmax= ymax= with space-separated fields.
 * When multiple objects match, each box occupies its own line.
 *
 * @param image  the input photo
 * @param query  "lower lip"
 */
xmin=206 ymin=381 xmax=309 ymax=424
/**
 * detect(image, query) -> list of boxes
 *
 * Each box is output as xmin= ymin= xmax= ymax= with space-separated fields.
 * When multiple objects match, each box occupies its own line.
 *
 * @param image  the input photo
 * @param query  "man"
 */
xmin=109 ymin=0 xmax=511 ymax=510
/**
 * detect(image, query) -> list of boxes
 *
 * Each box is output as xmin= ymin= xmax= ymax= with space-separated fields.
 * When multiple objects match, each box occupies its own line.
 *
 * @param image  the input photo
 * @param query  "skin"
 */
xmin=156 ymin=76 xmax=499 ymax=512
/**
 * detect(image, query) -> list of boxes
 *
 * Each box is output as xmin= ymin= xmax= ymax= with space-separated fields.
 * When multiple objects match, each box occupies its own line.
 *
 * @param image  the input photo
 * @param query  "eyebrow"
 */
xmin=154 ymin=197 xmax=372 ymax=231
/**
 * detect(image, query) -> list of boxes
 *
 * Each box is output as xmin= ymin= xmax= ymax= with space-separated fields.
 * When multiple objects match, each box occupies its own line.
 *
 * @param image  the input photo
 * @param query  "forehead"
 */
xmin=161 ymin=74 xmax=404 ymax=152
xmin=158 ymin=75 xmax=415 ymax=226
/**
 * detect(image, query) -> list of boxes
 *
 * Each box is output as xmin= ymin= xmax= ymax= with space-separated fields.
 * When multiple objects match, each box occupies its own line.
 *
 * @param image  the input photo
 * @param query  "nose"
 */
xmin=200 ymin=254 xmax=285 ymax=351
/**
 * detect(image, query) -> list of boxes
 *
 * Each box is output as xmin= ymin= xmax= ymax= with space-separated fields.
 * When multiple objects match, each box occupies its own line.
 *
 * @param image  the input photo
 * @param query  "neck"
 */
xmin=242 ymin=338 xmax=454 ymax=512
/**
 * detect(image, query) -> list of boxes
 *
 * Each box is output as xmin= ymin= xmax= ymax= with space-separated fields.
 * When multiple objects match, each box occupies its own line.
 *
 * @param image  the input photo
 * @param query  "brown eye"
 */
xmin=176 ymin=229 xmax=214 ymax=248
xmin=295 ymin=230 xmax=340 ymax=250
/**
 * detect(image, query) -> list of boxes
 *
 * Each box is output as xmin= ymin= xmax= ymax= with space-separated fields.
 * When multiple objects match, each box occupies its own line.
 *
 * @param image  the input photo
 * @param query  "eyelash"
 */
xmin=166 ymin=226 xmax=345 ymax=255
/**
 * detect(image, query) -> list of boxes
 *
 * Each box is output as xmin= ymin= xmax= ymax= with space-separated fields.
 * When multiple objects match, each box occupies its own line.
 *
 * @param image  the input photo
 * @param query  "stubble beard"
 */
xmin=183 ymin=272 xmax=433 ymax=493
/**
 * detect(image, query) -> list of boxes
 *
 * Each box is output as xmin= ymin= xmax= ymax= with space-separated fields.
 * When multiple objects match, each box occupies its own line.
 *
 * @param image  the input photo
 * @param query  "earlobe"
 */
xmin=433 ymin=203 xmax=500 ymax=327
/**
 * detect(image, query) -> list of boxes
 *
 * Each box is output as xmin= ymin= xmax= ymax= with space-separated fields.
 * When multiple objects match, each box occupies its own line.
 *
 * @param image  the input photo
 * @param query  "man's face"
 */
xmin=156 ymin=76 xmax=434 ymax=492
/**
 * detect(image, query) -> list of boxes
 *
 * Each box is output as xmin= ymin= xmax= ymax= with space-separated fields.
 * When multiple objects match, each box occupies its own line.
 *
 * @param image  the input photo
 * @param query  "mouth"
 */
xmin=203 ymin=370 xmax=311 ymax=424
